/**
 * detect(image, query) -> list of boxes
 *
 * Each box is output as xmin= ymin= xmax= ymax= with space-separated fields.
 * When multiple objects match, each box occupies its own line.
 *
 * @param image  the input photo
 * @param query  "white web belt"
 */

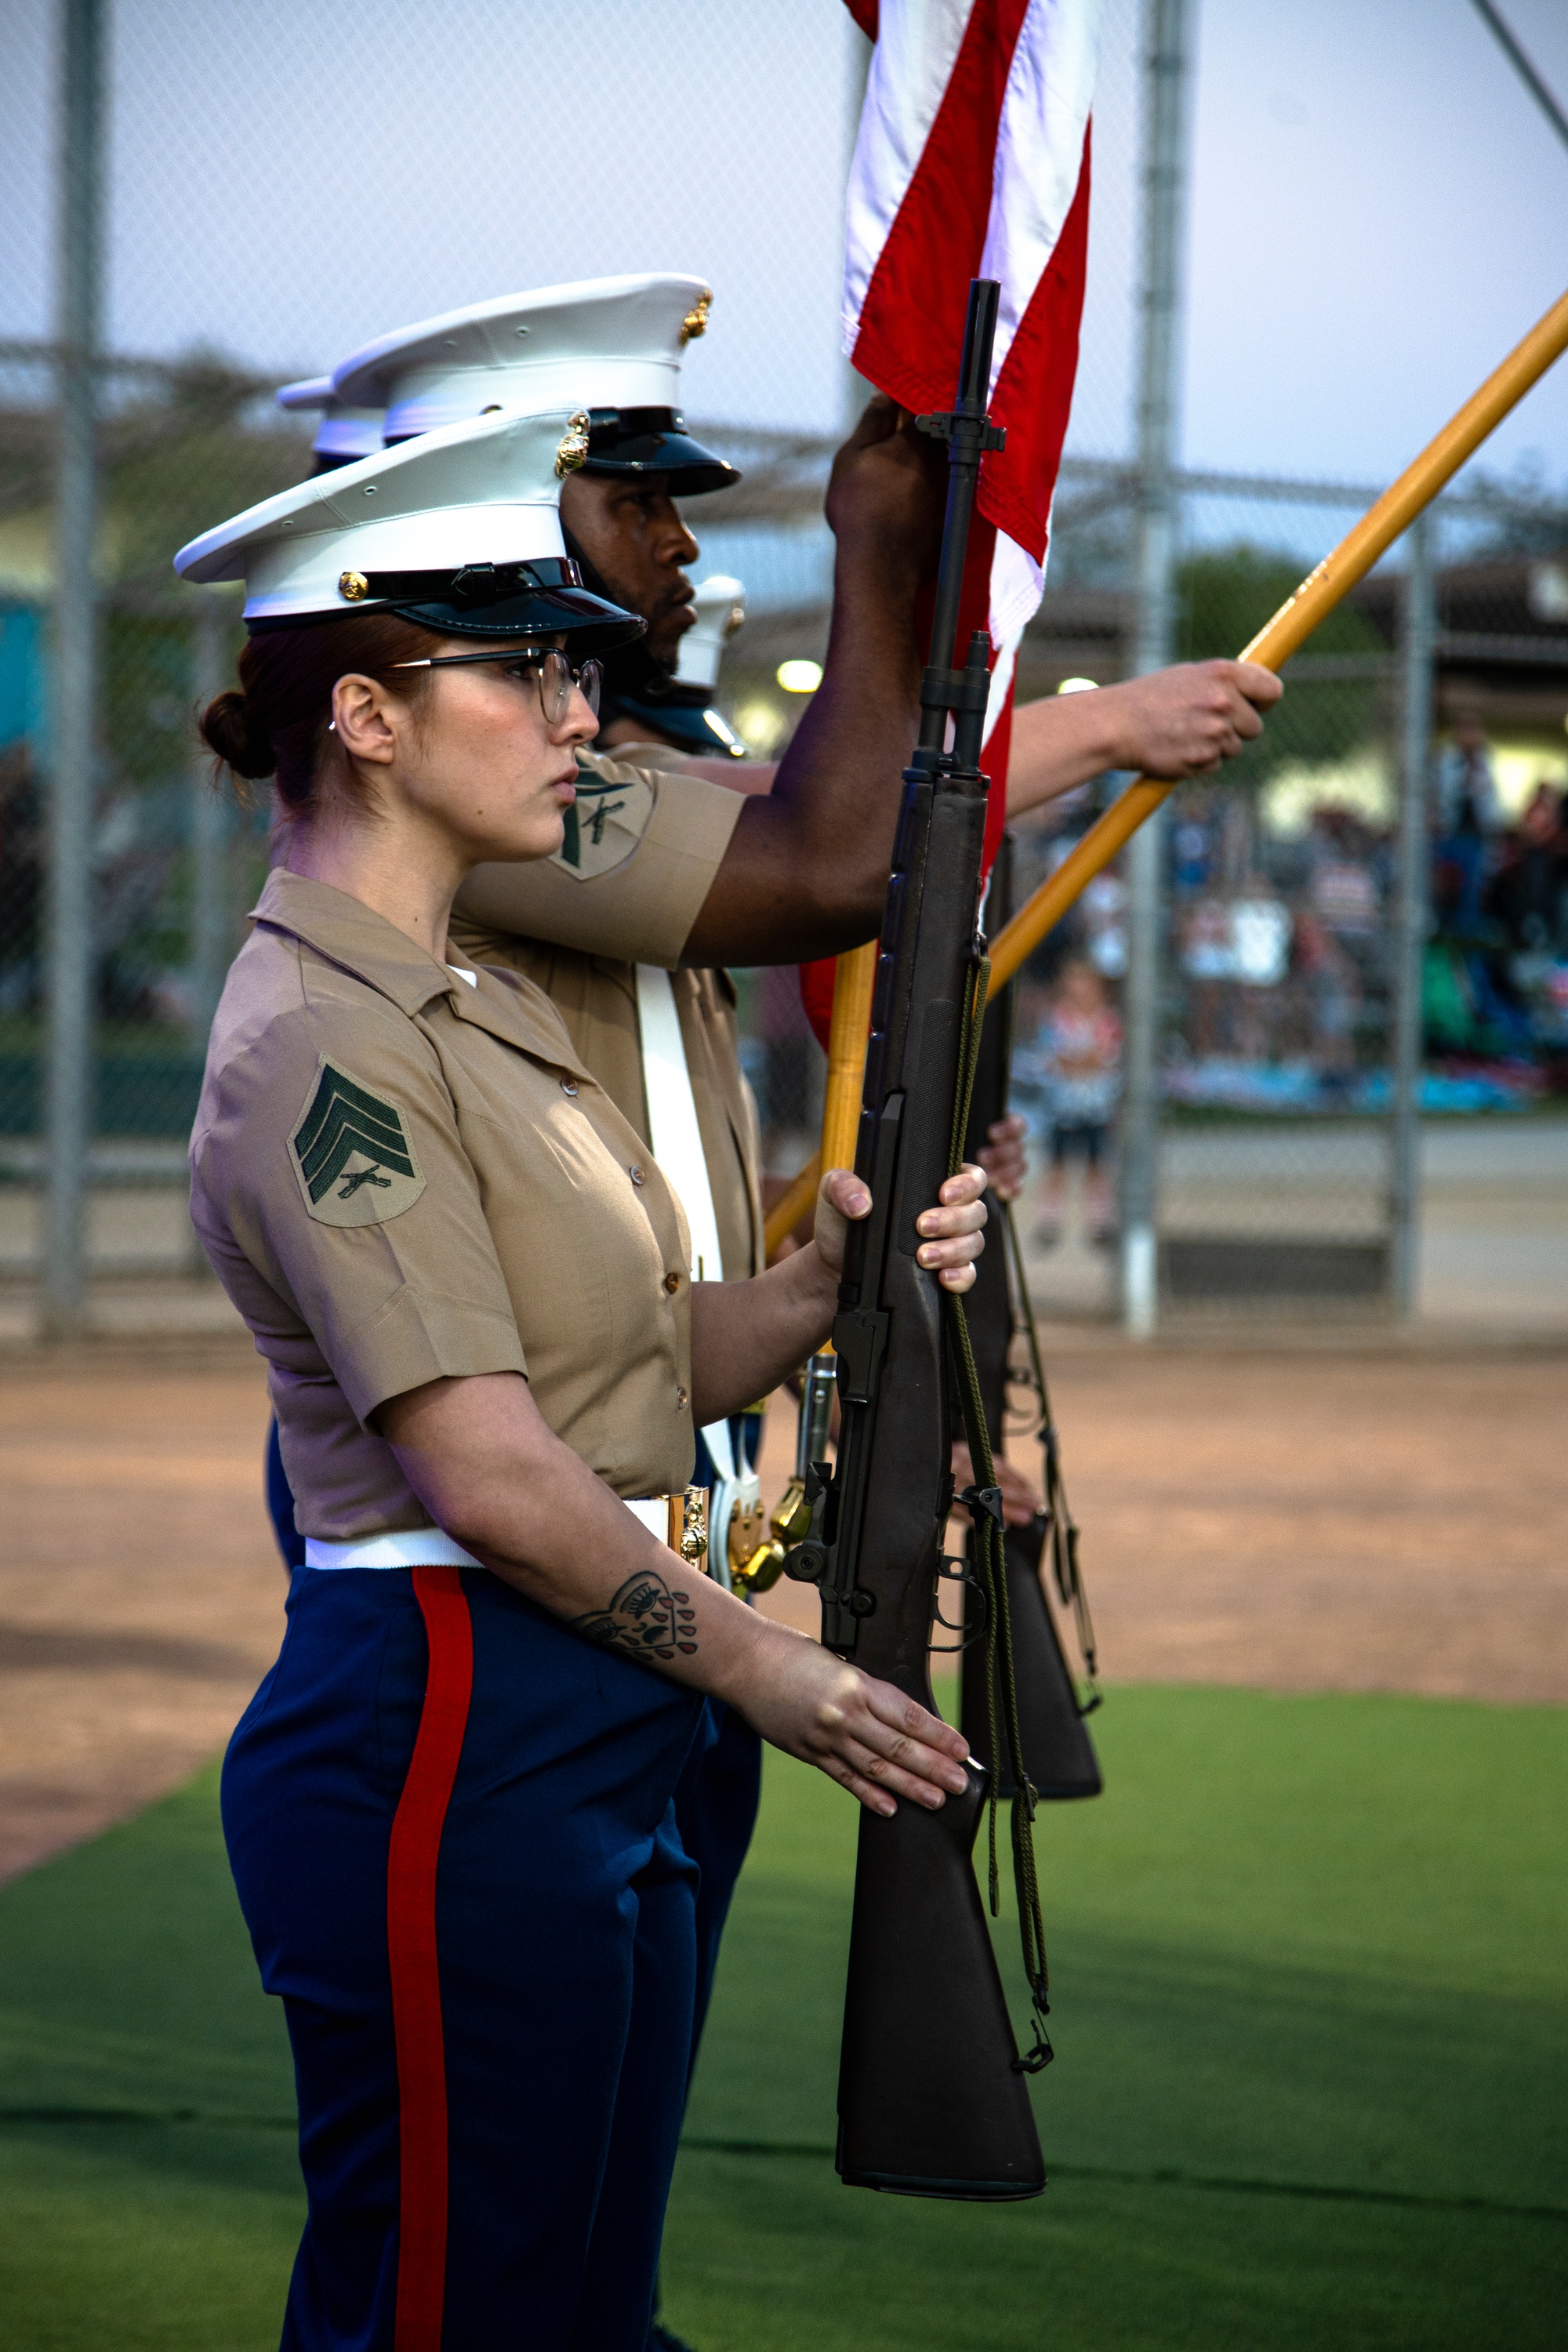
xmin=303 ymin=1496 xmax=681 ymax=1571
xmin=636 ymin=964 xmax=760 ymax=1590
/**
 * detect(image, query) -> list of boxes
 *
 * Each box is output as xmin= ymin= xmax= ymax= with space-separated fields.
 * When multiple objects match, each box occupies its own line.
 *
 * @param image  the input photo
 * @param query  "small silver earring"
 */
xmin=327 ymin=720 xmax=337 ymax=733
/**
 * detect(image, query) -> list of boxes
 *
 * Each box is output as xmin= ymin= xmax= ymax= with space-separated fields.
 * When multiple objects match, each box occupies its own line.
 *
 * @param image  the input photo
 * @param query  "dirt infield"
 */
xmin=0 ymin=1334 xmax=1562 ymax=1883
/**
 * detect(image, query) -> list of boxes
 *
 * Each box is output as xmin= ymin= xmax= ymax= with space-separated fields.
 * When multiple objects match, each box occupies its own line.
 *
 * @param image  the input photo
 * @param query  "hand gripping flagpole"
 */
xmin=762 ymin=282 xmax=1568 ymax=1261
xmin=985 ymin=282 xmax=1568 ymax=994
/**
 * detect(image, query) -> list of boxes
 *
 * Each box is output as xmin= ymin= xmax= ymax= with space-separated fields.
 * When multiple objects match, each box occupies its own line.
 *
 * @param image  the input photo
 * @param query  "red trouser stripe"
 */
xmin=388 ymin=1564 xmax=474 ymax=2352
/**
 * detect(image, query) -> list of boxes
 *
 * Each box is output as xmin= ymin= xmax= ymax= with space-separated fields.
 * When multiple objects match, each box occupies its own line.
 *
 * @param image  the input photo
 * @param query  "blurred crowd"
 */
xmin=1001 ymin=718 xmax=1568 ymax=1152
xmin=1428 ymin=716 xmax=1568 ymax=1067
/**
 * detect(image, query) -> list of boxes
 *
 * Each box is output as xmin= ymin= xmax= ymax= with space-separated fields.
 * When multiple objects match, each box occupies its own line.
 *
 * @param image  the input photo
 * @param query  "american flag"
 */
xmin=802 ymin=0 xmax=1102 ymax=1043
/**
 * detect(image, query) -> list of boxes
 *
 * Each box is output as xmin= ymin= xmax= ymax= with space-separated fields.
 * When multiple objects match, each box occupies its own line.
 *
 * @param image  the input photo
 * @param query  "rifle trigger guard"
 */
xmin=931 ymin=1552 xmax=989 ymax=1652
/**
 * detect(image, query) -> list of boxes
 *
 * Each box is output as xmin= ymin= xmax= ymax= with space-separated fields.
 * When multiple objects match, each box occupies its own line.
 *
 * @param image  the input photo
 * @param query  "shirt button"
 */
xmin=630 ymin=1165 xmax=646 ymax=1186
xmin=663 ymin=1271 xmax=681 ymax=1294
xmin=676 ymin=1386 xmax=688 ymax=1410
xmin=560 ymin=1080 xmax=578 ymax=1097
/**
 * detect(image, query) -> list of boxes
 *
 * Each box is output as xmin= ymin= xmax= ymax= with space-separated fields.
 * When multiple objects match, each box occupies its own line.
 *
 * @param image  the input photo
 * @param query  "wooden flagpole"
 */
xmin=766 ymin=941 xmax=877 ymax=1252
xmin=764 ymin=284 xmax=1568 ymax=1259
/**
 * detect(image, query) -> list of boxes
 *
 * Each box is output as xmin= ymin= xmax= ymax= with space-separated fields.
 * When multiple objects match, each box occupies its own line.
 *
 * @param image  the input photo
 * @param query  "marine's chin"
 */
xmin=466 ymin=808 xmax=567 ymax=868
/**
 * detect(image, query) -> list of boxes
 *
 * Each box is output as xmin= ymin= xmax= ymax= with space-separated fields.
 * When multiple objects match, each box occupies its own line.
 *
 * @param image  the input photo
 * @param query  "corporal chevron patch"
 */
xmin=289 ymin=1060 xmax=426 ymax=1228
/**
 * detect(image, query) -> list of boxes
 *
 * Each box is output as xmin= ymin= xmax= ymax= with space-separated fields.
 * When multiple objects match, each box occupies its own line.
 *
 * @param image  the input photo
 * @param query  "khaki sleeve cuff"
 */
xmin=454 ymin=766 xmax=743 ymax=970
xmin=331 ymin=1284 xmax=529 ymax=1427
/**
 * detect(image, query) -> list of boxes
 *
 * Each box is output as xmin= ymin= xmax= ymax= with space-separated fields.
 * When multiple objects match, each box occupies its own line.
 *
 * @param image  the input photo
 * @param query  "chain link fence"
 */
xmin=3 ymin=0 xmax=1565 ymax=1323
xmin=0 ymin=0 xmax=882 ymax=1308
xmin=1007 ymin=474 xmax=1568 ymax=1319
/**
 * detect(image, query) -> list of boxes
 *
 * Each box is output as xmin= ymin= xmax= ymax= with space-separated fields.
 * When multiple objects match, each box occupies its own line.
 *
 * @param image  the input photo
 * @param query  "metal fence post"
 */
xmin=1390 ymin=512 xmax=1435 ymax=1319
xmin=42 ymin=0 xmax=106 ymax=1338
xmin=189 ymin=598 xmax=230 ymax=1039
xmin=1121 ymin=0 xmax=1192 ymax=1337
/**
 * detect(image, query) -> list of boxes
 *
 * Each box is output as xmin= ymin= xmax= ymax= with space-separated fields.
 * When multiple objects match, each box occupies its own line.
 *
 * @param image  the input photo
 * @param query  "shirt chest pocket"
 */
xmin=459 ymin=1087 xmax=673 ymax=1368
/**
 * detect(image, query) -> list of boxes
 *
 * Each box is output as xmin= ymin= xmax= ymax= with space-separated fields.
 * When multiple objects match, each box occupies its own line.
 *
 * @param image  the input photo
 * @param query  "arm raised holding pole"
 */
xmin=764 ymin=281 xmax=1568 ymax=1259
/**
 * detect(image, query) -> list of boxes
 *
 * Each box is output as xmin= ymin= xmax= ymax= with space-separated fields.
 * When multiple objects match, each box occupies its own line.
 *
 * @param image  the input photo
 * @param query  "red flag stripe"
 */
xmin=388 ymin=1563 xmax=474 ymax=2352
xmin=850 ymin=0 xmax=1033 ymax=424
xmin=976 ymin=131 xmax=1091 ymax=566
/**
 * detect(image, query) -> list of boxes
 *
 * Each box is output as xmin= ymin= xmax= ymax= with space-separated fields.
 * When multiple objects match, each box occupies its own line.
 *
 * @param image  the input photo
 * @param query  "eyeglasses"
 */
xmin=391 ymin=645 xmax=601 ymax=725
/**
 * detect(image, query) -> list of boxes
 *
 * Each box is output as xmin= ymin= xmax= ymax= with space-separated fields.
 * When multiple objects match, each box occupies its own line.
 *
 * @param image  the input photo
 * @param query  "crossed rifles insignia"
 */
xmin=551 ymin=766 xmax=654 ymax=881
xmin=290 ymin=1062 xmax=427 ymax=1229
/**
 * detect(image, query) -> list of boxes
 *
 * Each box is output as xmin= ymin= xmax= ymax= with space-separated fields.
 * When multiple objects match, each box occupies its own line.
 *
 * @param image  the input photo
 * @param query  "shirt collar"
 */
xmin=252 ymin=869 xmax=457 ymax=1015
xmin=249 ymin=867 xmax=593 ymax=1077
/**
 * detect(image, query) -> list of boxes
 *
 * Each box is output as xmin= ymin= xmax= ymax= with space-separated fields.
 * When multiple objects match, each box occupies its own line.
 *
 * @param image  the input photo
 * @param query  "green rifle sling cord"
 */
xmin=942 ymin=948 xmax=1054 ymax=2072
xmin=1001 ymin=1197 xmax=1101 ymax=1706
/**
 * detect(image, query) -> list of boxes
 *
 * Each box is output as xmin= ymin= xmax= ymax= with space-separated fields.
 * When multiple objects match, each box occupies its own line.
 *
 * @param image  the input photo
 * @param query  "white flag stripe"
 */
xmin=844 ymin=0 xmax=980 ymax=346
xmin=978 ymin=0 xmax=1102 ymax=390
xmin=842 ymin=0 xmax=1100 ymax=730
xmin=981 ymin=624 xmax=1020 ymax=747
xmin=989 ymin=523 xmax=1047 ymax=654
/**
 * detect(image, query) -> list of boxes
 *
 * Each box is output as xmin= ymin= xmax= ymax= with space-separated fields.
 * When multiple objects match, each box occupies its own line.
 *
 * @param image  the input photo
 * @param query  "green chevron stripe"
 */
xmin=298 ymin=1102 xmax=407 ymax=1189
xmin=295 ymin=1065 xmax=406 ymax=1161
xmin=293 ymin=1065 xmax=416 ymax=1205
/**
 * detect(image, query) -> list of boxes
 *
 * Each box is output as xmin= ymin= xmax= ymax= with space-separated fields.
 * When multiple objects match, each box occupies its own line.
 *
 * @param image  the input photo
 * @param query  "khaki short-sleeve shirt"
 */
xmin=448 ymin=745 xmax=762 ymax=1279
xmin=190 ymin=869 xmax=699 ymax=1544
xmin=445 ymin=937 xmax=764 ymax=1281
xmin=453 ymin=746 xmax=743 ymax=971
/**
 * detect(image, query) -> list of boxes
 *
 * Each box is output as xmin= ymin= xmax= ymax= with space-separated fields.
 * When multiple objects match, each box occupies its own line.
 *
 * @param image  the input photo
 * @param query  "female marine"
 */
xmin=176 ymin=408 xmax=985 ymax=2350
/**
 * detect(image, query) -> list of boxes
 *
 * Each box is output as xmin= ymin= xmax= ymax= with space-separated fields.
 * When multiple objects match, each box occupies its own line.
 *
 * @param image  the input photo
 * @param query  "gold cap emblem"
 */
xmin=338 ymin=570 xmax=369 ymax=601
xmin=680 ymin=292 xmax=712 ymax=345
xmin=554 ymin=410 xmax=591 ymax=478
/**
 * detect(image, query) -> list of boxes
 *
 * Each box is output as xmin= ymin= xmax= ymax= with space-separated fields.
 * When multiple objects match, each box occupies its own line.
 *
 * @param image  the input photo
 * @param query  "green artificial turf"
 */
xmin=0 ymin=1687 xmax=1563 ymax=2348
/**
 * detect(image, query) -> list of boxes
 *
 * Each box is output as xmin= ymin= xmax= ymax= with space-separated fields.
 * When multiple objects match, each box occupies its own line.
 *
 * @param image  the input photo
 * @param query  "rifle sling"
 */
xmin=942 ymin=946 xmax=1054 ymax=2073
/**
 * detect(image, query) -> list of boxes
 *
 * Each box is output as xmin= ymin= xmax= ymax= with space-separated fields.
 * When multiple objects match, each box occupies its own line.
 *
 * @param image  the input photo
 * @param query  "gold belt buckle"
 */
xmin=666 ymin=1486 xmax=710 ymax=1573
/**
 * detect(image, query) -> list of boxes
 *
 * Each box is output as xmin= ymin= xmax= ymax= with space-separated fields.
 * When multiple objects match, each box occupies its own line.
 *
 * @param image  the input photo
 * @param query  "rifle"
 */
xmin=782 ymin=280 xmax=1050 ymax=2200
xmin=957 ymin=833 xmax=1102 ymax=1802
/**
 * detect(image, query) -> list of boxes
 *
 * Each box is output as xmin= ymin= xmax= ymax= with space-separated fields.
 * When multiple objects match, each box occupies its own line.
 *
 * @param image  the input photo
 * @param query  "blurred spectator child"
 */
xmin=1230 ymin=886 xmax=1292 ymax=1062
xmin=1291 ymin=912 xmax=1359 ymax=1096
xmin=1171 ymin=807 xmax=1216 ymax=895
xmin=1487 ymin=783 xmax=1568 ymax=963
xmin=1432 ymin=710 xmax=1505 ymax=933
xmin=1180 ymin=896 xmax=1234 ymax=1056
xmin=1036 ymin=957 xmax=1123 ymax=1244
xmin=1081 ymin=869 xmax=1128 ymax=978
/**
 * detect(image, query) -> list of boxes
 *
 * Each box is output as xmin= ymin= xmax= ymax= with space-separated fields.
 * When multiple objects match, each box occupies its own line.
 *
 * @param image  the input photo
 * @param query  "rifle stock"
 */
xmin=837 ymin=1777 xmax=1044 ymax=2197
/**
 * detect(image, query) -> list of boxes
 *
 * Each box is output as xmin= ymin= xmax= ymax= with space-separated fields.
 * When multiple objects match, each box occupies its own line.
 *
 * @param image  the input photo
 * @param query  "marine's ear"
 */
xmin=330 ymin=672 xmax=401 ymax=768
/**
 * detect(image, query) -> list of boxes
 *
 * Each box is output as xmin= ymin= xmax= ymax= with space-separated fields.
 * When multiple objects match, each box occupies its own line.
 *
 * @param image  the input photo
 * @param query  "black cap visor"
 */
xmin=248 ymin=557 xmax=645 ymax=652
xmin=584 ymin=408 xmax=739 ymax=497
xmin=393 ymin=580 xmax=644 ymax=652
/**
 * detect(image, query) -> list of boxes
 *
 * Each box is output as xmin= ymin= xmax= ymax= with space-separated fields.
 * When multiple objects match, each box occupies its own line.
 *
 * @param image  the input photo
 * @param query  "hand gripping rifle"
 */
xmin=782 ymin=281 xmax=1051 ymax=2199
xmin=957 ymin=833 xmax=1102 ymax=1802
